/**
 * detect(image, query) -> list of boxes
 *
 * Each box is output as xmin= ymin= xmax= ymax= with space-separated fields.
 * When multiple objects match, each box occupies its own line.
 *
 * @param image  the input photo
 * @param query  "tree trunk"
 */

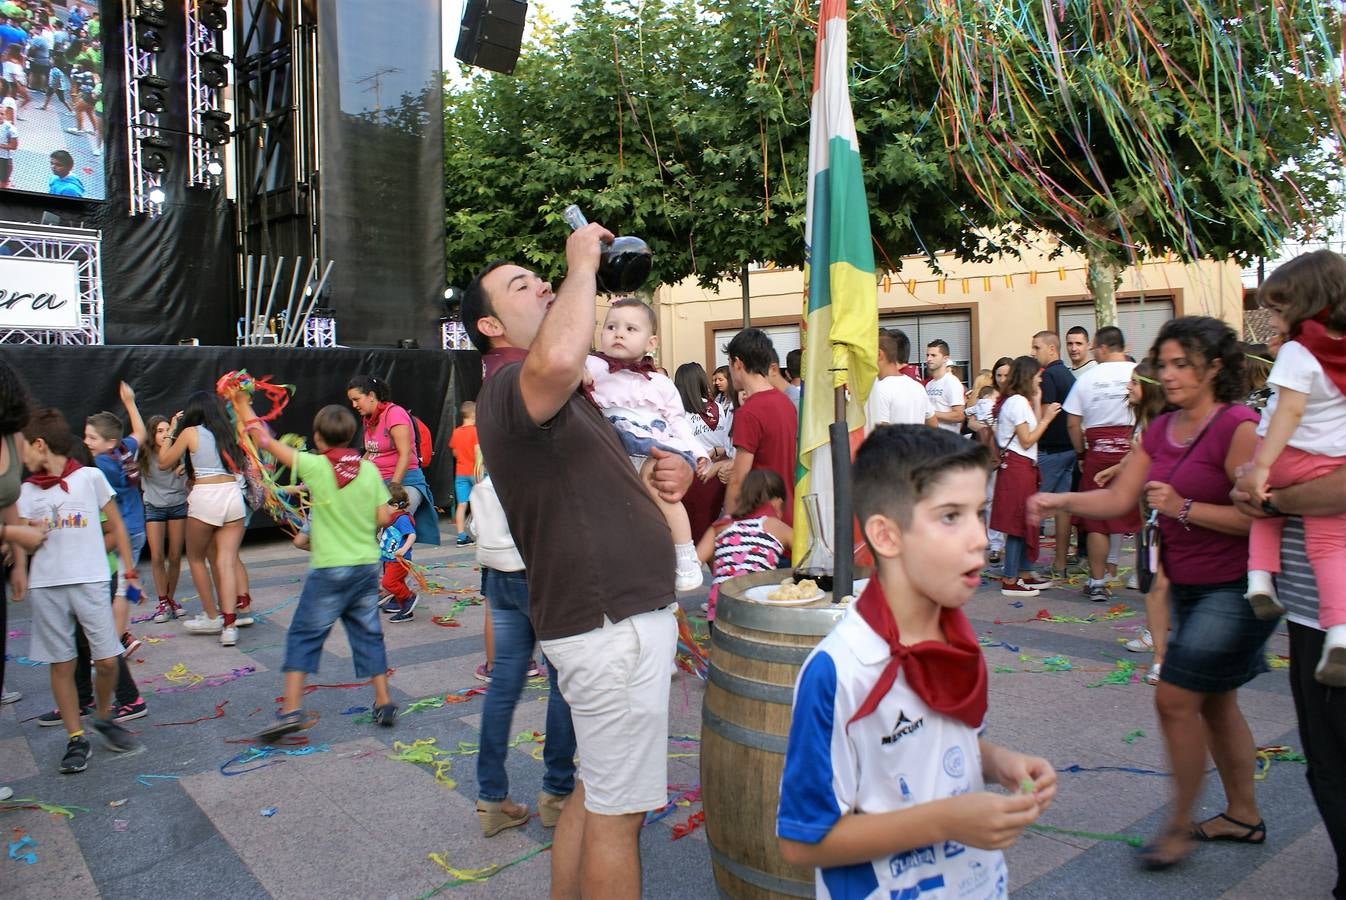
xmin=1086 ymin=247 xmax=1121 ymax=329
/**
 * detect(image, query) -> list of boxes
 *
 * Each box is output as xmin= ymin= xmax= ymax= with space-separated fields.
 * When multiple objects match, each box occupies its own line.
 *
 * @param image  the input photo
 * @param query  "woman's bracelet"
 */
xmin=1178 ymin=498 xmax=1194 ymax=531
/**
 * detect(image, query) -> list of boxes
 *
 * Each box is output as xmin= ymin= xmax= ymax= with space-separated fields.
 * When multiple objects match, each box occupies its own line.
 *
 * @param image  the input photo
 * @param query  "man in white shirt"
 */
xmin=1066 ymin=326 xmax=1098 ymax=376
xmin=924 ymin=339 xmax=965 ymax=434
xmin=865 ymin=328 xmax=936 ymax=433
xmin=1061 ymin=325 xmax=1137 ymax=601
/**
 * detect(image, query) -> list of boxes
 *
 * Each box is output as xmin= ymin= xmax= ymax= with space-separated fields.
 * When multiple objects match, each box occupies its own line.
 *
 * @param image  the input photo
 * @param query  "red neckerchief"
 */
xmin=1293 ymin=314 xmax=1346 ymax=399
xmin=363 ymin=400 xmax=393 ymax=433
xmin=699 ymin=399 xmax=720 ymax=430
xmin=322 ymin=449 xmax=362 ymax=489
xmin=594 ymin=352 xmax=657 ymax=379
xmin=901 ymin=363 xmax=926 ymax=385
xmin=25 ymin=457 xmax=82 ymax=492
xmin=483 ymin=346 xmax=529 ymax=379
xmin=847 ymin=577 xmax=988 ymax=730
xmin=737 ymin=502 xmax=777 ymax=522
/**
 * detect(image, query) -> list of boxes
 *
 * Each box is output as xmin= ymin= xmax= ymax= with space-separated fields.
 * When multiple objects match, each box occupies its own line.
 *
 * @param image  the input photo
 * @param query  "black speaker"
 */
xmin=454 ymin=0 xmax=528 ymax=75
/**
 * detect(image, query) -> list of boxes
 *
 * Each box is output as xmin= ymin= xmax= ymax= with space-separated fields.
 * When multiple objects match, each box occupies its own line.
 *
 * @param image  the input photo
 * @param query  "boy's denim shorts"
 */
xmin=282 ymin=564 xmax=387 ymax=678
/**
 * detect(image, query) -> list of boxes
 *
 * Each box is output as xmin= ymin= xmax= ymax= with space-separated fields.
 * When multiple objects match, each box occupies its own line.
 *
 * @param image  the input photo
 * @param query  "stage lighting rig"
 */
xmin=138 ymin=74 xmax=168 ymax=113
xmin=201 ymin=51 xmax=230 ymax=89
xmin=136 ymin=23 xmax=163 ymax=51
xmin=125 ymin=0 xmax=170 ymax=216
xmin=134 ymin=0 xmax=168 ymax=28
xmin=187 ymin=0 xmax=234 ymax=187
xmin=201 ymin=0 xmax=228 ymax=32
xmin=139 ymin=133 xmax=171 ymax=173
xmin=201 ymin=110 xmax=231 ymax=146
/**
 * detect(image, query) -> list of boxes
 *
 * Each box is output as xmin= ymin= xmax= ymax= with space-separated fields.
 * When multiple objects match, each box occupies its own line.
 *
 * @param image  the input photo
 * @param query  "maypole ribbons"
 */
xmin=793 ymin=0 xmax=878 ymax=562
xmin=216 ymin=369 xmax=306 ymax=531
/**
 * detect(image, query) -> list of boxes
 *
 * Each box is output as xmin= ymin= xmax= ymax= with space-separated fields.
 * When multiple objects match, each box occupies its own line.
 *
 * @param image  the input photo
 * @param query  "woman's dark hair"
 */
xmin=712 ymin=365 xmax=738 ymax=410
xmin=346 ymin=374 xmax=392 ymax=401
xmin=138 ymin=414 xmax=169 ymax=478
xmin=179 ymin=391 xmax=246 ymax=475
xmin=674 ymin=362 xmax=712 ymax=418
xmin=731 ymin=468 xmax=787 ymax=518
xmin=1003 ymin=355 xmax=1041 ymax=401
xmin=0 ymin=358 xmax=32 ymax=435
xmin=1128 ymin=361 xmax=1170 ymax=432
xmin=991 ymin=356 xmax=1015 ymax=393
xmin=1255 ymin=248 xmax=1346 ymax=333
xmin=1149 ymin=316 xmax=1247 ymax=403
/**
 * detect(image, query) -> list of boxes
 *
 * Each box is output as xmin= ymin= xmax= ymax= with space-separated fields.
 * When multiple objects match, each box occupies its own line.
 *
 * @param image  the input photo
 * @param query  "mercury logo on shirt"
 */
xmin=882 ymin=711 xmax=925 ymax=745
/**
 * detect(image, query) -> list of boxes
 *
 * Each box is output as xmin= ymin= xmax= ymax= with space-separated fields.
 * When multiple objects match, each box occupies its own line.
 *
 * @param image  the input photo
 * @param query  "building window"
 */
xmin=1056 ymin=297 xmax=1175 ymax=359
xmin=879 ymin=311 xmax=973 ymax=384
xmin=712 ymin=324 xmax=801 ymax=370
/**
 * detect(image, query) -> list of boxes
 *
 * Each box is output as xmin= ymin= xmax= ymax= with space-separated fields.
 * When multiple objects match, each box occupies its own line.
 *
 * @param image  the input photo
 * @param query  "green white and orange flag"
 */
xmin=792 ymin=0 xmax=878 ymax=563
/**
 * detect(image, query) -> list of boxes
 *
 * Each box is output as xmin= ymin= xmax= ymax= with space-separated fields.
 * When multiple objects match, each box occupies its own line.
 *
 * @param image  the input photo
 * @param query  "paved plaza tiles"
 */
xmin=0 ymin=520 xmax=1336 ymax=898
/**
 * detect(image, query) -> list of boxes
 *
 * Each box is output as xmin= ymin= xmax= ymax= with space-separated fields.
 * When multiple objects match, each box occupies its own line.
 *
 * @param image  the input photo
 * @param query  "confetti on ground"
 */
xmin=1028 ymin=823 xmax=1144 ymax=847
xmin=154 ymin=701 xmax=228 ymax=727
xmin=1123 ymin=729 xmax=1145 ymax=744
xmin=260 ymin=807 xmax=278 ymax=817
xmin=7 ymin=833 xmax=37 ymax=864
xmin=220 ymin=744 xmax=331 ymax=777
xmin=136 ymin=775 xmax=181 ymax=788
xmin=112 ymin=819 xmax=130 ymax=833
xmin=0 ymin=800 xmax=88 ymax=819
xmin=1086 ymin=660 xmax=1139 ymax=688
xmin=387 ymin=739 xmax=463 ymax=789
xmin=108 ymin=799 xmax=129 ymax=808
xmin=421 ymin=843 xmax=552 ymax=896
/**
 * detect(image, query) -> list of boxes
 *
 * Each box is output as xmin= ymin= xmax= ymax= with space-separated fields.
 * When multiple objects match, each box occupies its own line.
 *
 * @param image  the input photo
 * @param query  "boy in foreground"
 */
xmin=247 ymin=405 xmax=399 ymax=740
xmin=777 ymin=425 xmax=1056 ymax=898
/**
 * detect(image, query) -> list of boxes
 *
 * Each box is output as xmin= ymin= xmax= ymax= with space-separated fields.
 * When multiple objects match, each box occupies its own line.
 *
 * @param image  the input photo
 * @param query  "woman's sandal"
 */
xmin=1137 ymin=827 xmax=1194 ymax=871
xmin=1191 ymin=813 xmax=1266 ymax=844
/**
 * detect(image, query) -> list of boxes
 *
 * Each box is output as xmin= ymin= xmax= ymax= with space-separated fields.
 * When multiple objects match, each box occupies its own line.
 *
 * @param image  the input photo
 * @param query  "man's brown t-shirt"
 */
xmin=476 ymin=360 xmax=675 ymax=640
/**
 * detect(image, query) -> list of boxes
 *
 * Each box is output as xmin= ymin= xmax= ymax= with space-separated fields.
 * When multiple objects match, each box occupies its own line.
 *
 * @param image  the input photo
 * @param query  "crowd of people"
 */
xmin=1 ymin=225 xmax=1343 ymax=899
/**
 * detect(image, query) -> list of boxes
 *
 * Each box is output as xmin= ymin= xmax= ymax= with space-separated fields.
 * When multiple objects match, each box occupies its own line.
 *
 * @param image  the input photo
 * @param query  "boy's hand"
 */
xmin=4 ymin=523 xmax=47 ymax=553
xmin=9 ymin=563 xmax=26 ymax=602
xmin=939 ymin=791 xmax=1041 ymax=850
xmin=118 ymin=380 xmax=135 ymax=406
xmin=992 ymin=752 xmax=1057 ymax=812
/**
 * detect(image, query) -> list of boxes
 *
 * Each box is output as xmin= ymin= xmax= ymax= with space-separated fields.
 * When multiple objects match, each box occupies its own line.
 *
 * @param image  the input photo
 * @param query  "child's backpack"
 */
xmin=406 ymin=411 xmax=433 ymax=469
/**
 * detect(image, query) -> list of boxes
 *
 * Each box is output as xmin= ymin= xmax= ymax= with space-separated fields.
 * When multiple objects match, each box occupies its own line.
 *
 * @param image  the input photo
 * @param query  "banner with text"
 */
xmin=0 ymin=257 xmax=81 ymax=331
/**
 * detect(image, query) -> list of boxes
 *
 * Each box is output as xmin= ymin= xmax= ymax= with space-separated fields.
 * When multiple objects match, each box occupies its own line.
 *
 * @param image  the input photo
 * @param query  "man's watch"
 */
xmin=1261 ymin=495 xmax=1284 ymax=517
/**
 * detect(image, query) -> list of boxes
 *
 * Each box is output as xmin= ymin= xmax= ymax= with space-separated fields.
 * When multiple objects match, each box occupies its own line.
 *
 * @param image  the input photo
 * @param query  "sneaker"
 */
xmin=91 ymin=717 xmax=141 ymax=753
xmin=170 ymin=601 xmax=188 ymax=619
xmin=0 ymin=786 xmax=11 ymax=801
xmin=0 ymin=689 xmax=19 ymax=705
xmin=1124 ymin=629 xmax=1154 ymax=653
xmin=474 ymin=663 xmax=493 ymax=683
xmin=219 ymin=625 xmax=238 ymax=647
xmin=372 ymin=703 xmax=398 ymax=727
xmin=526 ymin=659 xmax=541 ymax=678
xmin=38 ymin=705 xmax=92 ymax=727
xmin=1246 ymin=571 xmax=1285 ymax=621
xmin=152 ymin=599 xmax=174 ymax=624
xmin=1019 ymin=573 xmax=1054 ymax=590
xmin=1126 ymin=572 xmax=1140 ymax=591
xmin=476 ymin=798 xmax=530 ymax=837
xmin=121 ymin=632 xmax=143 ymax=657
xmin=1085 ymin=582 xmax=1112 ymax=603
xmin=1316 ymin=624 xmax=1346 ymax=687
xmin=675 ymin=563 xmax=704 ymax=592
xmin=183 ymin=615 xmax=223 ymax=635
xmin=1000 ymin=580 xmax=1040 ymax=598
xmin=256 ymin=709 xmax=306 ymax=744
xmin=537 ymin=790 xmax=569 ymax=828
xmin=113 ymin=698 xmax=148 ymax=723
xmin=379 ymin=595 xmax=400 ymax=614
xmin=389 ymin=603 xmax=415 ymax=624
xmin=59 ymin=735 xmax=91 ymax=773
xmin=987 ymin=550 xmax=1003 ymax=567
xmin=456 ymin=533 xmax=473 ymax=546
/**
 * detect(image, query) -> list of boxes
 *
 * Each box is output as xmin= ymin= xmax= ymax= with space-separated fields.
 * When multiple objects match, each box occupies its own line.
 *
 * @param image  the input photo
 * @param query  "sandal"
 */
xmin=1146 ymin=662 xmax=1161 ymax=686
xmin=1137 ymin=829 xmax=1193 ymax=871
xmin=1191 ymin=813 xmax=1266 ymax=844
xmin=476 ymin=798 xmax=530 ymax=837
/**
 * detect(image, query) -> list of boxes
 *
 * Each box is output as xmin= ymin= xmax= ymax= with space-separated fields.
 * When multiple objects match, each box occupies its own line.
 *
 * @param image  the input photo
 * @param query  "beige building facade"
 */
xmin=630 ymin=240 xmax=1247 ymax=384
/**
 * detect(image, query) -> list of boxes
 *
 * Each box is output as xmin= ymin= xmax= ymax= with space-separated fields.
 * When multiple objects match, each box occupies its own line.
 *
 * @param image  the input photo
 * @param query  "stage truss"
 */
xmin=0 ymin=224 xmax=104 ymax=345
xmin=123 ymin=0 xmax=166 ymax=217
xmin=185 ymin=0 xmax=226 ymax=188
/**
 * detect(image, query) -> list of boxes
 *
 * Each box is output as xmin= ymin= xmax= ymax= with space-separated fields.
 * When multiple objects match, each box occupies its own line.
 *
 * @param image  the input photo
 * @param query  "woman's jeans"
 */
xmin=476 ymin=567 xmax=577 ymax=802
xmin=1003 ymin=535 xmax=1030 ymax=580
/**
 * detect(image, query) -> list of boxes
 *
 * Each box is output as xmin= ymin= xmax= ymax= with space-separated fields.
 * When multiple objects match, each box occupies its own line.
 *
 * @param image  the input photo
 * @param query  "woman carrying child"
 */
xmin=696 ymin=468 xmax=792 ymax=622
xmin=991 ymin=356 xmax=1061 ymax=598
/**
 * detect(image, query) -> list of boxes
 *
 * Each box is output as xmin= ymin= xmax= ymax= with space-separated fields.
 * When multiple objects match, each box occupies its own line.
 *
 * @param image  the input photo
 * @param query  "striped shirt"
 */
xmin=1275 ymin=517 xmax=1321 ymax=631
xmin=711 ymin=516 xmax=784 ymax=584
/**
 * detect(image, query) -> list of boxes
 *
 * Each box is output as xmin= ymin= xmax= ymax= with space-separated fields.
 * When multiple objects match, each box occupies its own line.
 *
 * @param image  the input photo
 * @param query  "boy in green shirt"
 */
xmin=248 ymin=404 xmax=398 ymax=741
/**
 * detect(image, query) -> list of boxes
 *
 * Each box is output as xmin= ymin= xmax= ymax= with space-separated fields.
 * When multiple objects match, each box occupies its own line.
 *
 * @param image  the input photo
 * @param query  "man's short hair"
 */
xmin=459 ymin=400 xmax=476 ymax=418
xmin=879 ymin=328 xmax=911 ymax=366
xmin=23 ymin=407 xmax=75 ymax=456
xmin=854 ymin=425 xmax=991 ymax=531
xmin=1095 ymin=326 xmax=1126 ymax=352
xmin=725 ymin=328 xmax=776 ymax=376
xmin=1066 ymin=325 xmax=1090 ymax=341
xmin=785 ymin=348 xmax=802 ymax=381
xmin=1032 ymin=330 xmax=1060 ymax=352
xmin=50 ymin=149 xmax=73 ymax=170
xmin=313 ymin=404 xmax=357 ymax=447
xmin=86 ymin=411 xmax=122 ymax=441
xmin=461 ymin=260 xmax=511 ymax=355
xmin=926 ymin=338 xmax=950 ymax=357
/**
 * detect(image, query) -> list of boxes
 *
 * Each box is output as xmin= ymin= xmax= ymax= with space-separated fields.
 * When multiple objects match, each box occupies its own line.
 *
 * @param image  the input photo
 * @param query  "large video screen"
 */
xmin=0 ymin=1 xmax=104 ymax=200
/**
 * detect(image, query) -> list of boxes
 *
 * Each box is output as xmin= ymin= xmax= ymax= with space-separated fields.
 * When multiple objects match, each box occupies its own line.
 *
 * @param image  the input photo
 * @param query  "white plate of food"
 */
xmin=744 ymin=579 xmax=826 ymax=606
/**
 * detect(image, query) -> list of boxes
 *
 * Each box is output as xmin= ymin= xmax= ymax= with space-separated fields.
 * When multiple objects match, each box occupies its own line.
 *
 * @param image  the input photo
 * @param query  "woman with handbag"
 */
xmin=1029 ymin=316 xmax=1273 ymax=871
xmin=992 ymin=356 xmax=1061 ymax=598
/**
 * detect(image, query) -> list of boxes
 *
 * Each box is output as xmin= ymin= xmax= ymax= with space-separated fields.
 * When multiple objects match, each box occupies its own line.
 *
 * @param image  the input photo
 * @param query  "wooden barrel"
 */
xmin=701 ymin=570 xmax=849 ymax=899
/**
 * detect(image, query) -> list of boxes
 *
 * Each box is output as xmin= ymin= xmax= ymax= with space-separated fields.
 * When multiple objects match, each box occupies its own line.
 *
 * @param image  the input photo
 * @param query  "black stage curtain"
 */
xmin=317 ymin=0 xmax=446 ymax=350
xmin=0 ymin=345 xmax=480 ymax=513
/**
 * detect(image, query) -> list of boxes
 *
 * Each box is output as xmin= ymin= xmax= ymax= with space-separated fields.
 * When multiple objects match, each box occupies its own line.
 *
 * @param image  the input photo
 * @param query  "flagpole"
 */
xmin=830 ymin=382 xmax=853 ymax=601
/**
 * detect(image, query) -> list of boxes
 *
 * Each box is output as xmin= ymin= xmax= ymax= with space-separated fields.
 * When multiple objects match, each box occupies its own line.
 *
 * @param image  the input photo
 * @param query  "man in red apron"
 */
xmin=1061 ymin=326 xmax=1138 ymax=602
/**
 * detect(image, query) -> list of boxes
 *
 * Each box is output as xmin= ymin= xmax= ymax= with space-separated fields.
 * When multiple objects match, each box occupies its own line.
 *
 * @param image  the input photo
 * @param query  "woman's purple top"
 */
xmin=1140 ymin=404 xmax=1259 ymax=585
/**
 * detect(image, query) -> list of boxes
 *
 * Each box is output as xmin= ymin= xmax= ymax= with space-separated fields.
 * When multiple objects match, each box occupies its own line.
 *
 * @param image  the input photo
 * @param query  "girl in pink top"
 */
xmin=696 ymin=469 xmax=792 ymax=621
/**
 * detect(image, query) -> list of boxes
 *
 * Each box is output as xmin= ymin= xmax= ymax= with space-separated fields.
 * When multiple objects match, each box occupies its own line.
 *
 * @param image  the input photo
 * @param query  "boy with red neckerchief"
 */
xmin=777 ymin=425 xmax=1056 ymax=899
